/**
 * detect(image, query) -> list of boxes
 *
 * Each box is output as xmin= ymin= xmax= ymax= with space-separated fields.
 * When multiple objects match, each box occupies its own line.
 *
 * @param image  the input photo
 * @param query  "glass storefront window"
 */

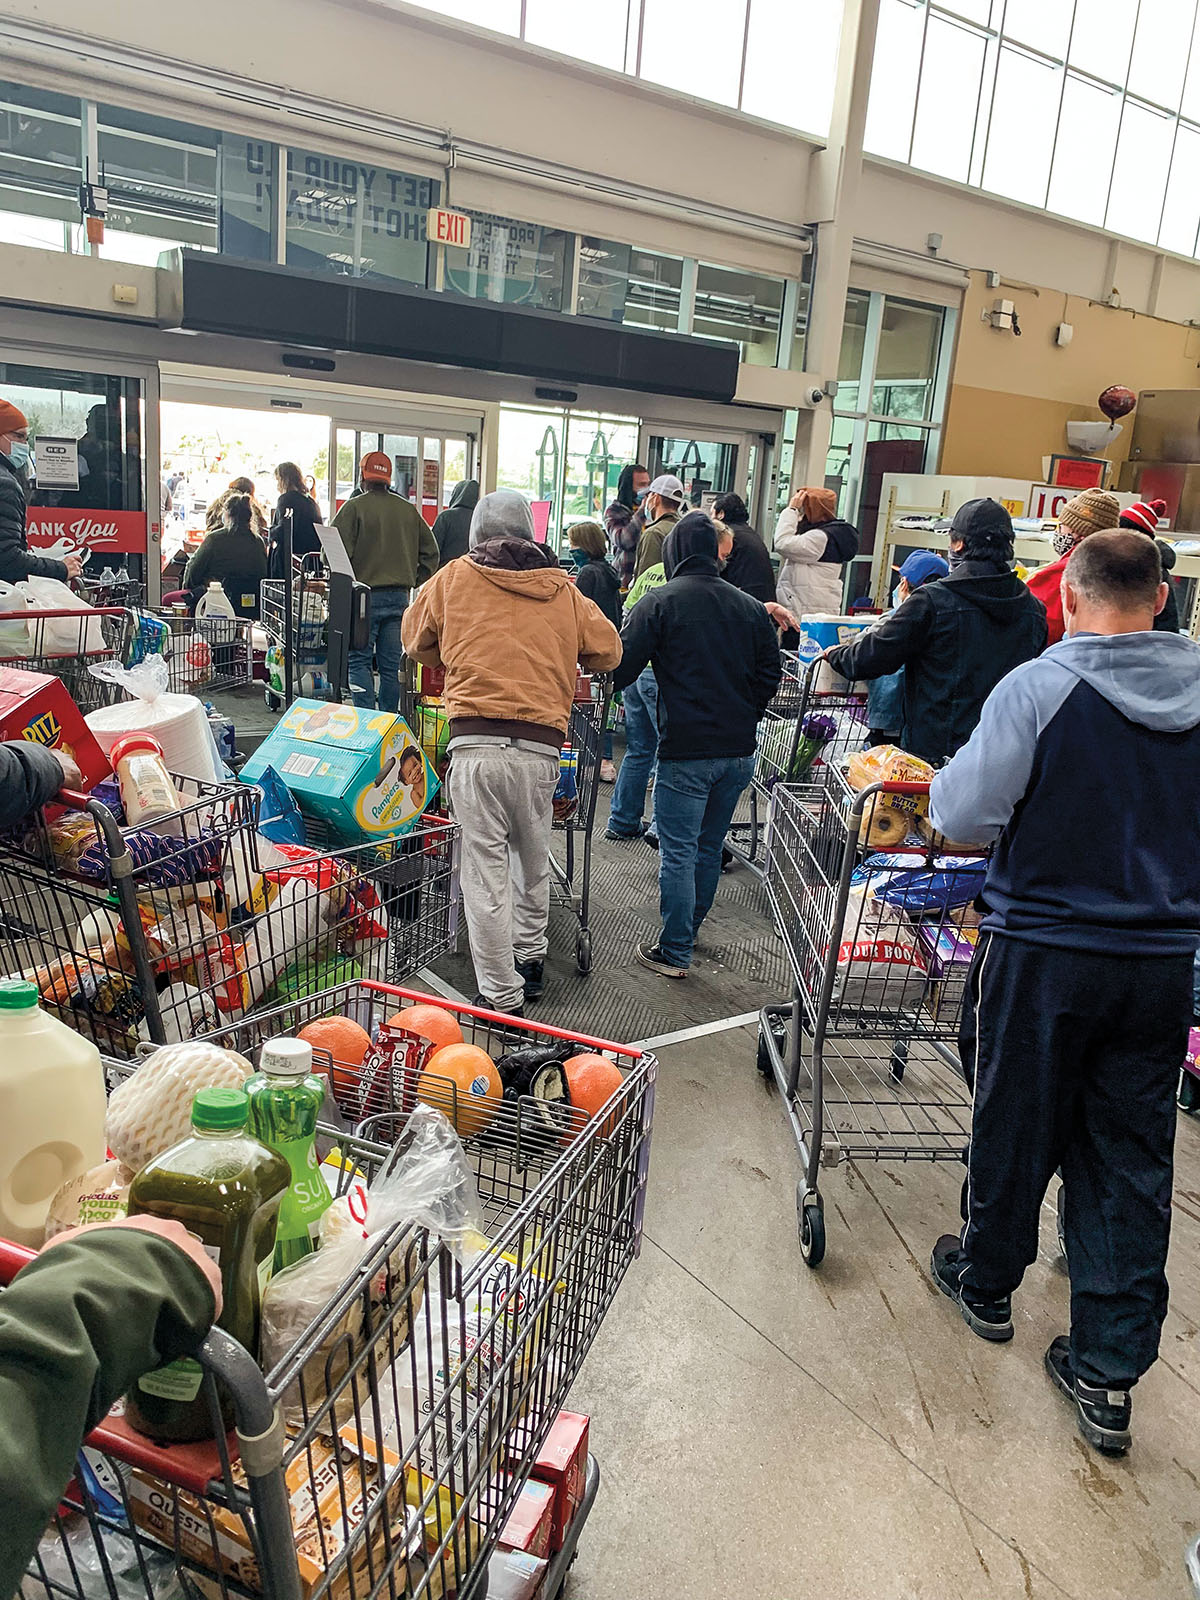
xmin=445 ymin=212 xmax=571 ymax=310
xmin=0 ymin=82 xmax=80 ymax=250
xmin=576 ymin=236 xmax=633 ymax=322
xmin=836 ymin=290 xmax=871 ymax=410
xmin=286 ymin=150 xmax=437 ymax=282
xmin=693 ymin=262 xmax=783 ymax=366
xmin=561 ymin=413 xmax=640 ymax=531
xmin=1 ymin=361 xmax=145 ymax=573
xmin=789 ymin=262 xmax=814 ymax=371
xmin=623 ymin=248 xmax=684 ymax=333
xmin=774 ymin=408 xmax=799 ymax=521
xmin=647 ymin=436 xmax=738 ymax=504
xmin=97 ymin=105 xmax=219 ymax=262
xmin=871 ymin=297 xmax=945 ymax=421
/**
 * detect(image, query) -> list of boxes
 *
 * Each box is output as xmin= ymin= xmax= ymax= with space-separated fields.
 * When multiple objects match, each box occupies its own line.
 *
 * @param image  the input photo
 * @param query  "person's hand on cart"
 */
xmin=49 ymin=749 xmax=83 ymax=792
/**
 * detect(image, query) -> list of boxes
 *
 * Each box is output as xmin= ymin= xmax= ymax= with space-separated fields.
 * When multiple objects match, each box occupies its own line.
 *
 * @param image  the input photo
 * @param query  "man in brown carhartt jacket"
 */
xmin=403 ymin=490 xmax=621 ymax=1012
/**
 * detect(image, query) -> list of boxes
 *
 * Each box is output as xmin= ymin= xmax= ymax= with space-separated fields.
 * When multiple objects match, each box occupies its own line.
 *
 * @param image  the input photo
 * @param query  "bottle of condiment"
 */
xmin=245 ymin=1038 xmax=332 ymax=1271
xmin=109 ymin=733 xmax=182 ymax=834
xmin=0 ymin=978 xmax=105 ymax=1246
xmin=124 ymin=1086 xmax=289 ymax=1442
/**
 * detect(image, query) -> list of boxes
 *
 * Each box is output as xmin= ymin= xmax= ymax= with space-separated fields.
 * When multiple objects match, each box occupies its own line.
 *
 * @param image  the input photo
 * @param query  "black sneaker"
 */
xmin=644 ymin=830 xmax=659 ymax=850
xmin=515 ymin=958 xmax=545 ymax=1001
xmin=636 ymin=943 xmax=686 ymax=979
xmin=471 ymin=992 xmax=525 ymax=1018
xmin=721 ymin=845 xmax=734 ymax=872
xmin=1045 ymin=1336 xmax=1132 ymax=1455
xmin=604 ymin=825 xmax=643 ymax=842
xmin=929 ymin=1234 xmax=1014 ymax=1342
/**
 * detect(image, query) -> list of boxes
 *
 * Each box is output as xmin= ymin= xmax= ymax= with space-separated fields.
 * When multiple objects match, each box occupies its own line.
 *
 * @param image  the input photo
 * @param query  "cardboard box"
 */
xmin=529 ymin=1411 xmax=588 ymax=1553
xmin=128 ymin=1424 xmax=413 ymax=1600
xmin=918 ymin=922 xmax=979 ymax=1021
xmin=490 ymin=1475 xmax=555 ymax=1559
xmin=486 ymin=1548 xmax=548 ymax=1600
xmin=240 ymin=700 xmax=438 ymax=843
xmin=0 ymin=665 xmax=109 ymax=789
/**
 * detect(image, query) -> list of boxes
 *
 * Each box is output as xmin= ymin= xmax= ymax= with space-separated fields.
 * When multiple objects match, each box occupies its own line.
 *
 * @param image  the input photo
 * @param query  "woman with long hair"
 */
xmin=269 ymin=459 xmax=323 ymax=572
xmin=183 ymin=491 xmax=268 ymax=616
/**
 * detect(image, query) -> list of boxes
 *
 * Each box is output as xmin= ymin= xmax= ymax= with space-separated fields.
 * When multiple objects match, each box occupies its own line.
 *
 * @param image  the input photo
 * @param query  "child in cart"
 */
xmin=0 ymin=1216 xmax=219 ymax=1594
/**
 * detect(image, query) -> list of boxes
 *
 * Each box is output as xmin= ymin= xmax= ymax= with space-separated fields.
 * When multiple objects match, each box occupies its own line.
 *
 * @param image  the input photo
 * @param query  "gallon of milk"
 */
xmin=0 ymin=978 xmax=106 ymax=1245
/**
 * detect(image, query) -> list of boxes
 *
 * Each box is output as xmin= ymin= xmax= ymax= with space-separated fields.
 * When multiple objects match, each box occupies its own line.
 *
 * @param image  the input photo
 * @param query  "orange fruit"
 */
xmin=386 ymin=1002 xmax=463 ymax=1052
xmin=417 ymin=1042 xmax=501 ymax=1139
xmin=564 ymin=1053 xmax=624 ymax=1138
xmin=298 ymin=1016 xmax=371 ymax=1108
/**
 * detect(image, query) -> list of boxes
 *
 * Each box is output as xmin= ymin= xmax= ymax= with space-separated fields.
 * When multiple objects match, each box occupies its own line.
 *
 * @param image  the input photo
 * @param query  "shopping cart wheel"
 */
xmin=1055 ymin=1183 xmax=1067 ymax=1264
xmin=1179 ymin=1069 xmax=1200 ymax=1114
xmin=756 ymin=1028 xmax=774 ymax=1080
xmin=265 ymin=687 xmax=283 ymax=711
xmin=575 ymin=928 xmax=593 ymax=975
xmin=889 ymin=1039 xmax=909 ymax=1083
xmin=797 ymin=1184 xmax=826 ymax=1268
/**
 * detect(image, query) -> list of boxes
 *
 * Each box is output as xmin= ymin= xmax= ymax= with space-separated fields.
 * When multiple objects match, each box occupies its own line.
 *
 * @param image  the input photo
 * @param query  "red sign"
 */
xmin=25 ymin=508 xmax=148 ymax=557
xmin=426 ymin=206 xmax=472 ymax=248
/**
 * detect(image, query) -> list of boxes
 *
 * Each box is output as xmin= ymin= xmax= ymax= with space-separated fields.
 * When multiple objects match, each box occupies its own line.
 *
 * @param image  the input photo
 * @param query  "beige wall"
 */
xmin=940 ymin=272 xmax=1200 ymax=480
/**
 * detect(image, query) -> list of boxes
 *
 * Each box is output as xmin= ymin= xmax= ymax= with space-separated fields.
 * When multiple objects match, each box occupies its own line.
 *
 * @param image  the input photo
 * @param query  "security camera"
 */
xmin=807 ymin=387 xmax=825 ymax=406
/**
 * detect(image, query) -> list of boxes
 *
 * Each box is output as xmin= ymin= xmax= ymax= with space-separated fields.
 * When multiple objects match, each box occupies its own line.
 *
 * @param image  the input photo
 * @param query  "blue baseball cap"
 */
xmin=895 ymin=550 xmax=949 ymax=588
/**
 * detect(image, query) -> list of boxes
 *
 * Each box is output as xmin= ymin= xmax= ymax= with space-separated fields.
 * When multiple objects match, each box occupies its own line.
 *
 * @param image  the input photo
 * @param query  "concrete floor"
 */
xmin=565 ymin=1022 xmax=1200 ymax=1600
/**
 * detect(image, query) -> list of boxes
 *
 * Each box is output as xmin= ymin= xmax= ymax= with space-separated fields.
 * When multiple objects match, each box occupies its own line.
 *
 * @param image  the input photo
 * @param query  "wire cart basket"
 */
xmin=549 ymin=675 xmax=611 ymax=976
xmin=0 ymin=607 xmax=137 ymax=713
xmin=261 ymin=556 xmax=330 ymax=710
xmin=0 ymin=783 xmax=460 ymax=1058
xmin=137 ymin=610 xmax=256 ymax=697
xmin=10 ymin=980 xmax=658 ymax=1600
xmin=757 ymin=769 xmax=987 ymax=1267
xmin=727 ymin=653 xmax=869 ymax=873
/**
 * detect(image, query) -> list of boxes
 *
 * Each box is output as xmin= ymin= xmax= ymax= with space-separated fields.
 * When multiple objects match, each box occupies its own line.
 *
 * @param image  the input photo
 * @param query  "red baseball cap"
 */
xmin=360 ymin=451 xmax=392 ymax=485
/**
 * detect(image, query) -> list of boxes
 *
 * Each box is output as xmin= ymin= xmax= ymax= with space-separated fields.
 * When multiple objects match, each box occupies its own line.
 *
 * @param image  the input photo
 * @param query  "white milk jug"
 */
xmin=0 ymin=978 xmax=106 ymax=1245
xmin=195 ymin=581 xmax=237 ymax=621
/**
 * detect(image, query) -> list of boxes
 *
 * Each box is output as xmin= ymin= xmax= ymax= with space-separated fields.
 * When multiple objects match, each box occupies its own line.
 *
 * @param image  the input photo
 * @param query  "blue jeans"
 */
xmin=654 ymin=754 xmax=756 ymax=966
xmin=608 ymin=668 xmax=659 ymax=835
xmin=350 ymin=586 xmax=408 ymax=712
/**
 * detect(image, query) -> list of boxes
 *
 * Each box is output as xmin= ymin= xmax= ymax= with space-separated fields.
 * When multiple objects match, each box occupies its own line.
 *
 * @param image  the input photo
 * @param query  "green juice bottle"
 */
xmin=245 ymin=1037 xmax=332 ymax=1272
xmin=124 ymin=1087 xmax=290 ymax=1443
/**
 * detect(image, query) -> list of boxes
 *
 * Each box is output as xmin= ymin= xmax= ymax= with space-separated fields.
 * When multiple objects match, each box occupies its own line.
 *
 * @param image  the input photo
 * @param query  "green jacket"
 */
xmin=332 ymin=487 xmax=438 ymax=589
xmin=632 ymin=510 xmax=680 ymax=580
xmin=0 ymin=1229 xmax=215 ymax=1596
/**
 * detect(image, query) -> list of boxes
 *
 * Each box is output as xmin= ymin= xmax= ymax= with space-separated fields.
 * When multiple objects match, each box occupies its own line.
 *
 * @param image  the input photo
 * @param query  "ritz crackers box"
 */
xmin=0 ymin=666 xmax=109 ymax=788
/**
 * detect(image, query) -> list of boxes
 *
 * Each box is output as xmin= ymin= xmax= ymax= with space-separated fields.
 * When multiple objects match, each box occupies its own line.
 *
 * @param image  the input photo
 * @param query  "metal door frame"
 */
xmin=636 ymin=421 xmax=767 ymax=516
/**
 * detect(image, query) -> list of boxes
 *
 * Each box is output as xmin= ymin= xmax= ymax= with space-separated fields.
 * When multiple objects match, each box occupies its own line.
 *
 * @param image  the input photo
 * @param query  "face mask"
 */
xmin=1052 ymin=527 xmax=1077 ymax=558
xmin=890 ymin=585 xmax=901 ymax=608
xmin=4 ymin=439 xmax=30 ymax=471
xmin=634 ymin=486 xmax=648 ymax=503
xmin=947 ymin=545 xmax=965 ymax=572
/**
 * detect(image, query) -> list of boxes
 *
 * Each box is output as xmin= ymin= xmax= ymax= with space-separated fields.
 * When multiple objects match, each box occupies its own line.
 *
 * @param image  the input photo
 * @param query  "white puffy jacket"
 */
xmin=773 ymin=508 xmax=859 ymax=618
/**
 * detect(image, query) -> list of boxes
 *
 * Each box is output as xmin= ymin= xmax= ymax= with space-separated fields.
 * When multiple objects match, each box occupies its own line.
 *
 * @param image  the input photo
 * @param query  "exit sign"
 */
xmin=427 ymin=207 xmax=472 ymax=248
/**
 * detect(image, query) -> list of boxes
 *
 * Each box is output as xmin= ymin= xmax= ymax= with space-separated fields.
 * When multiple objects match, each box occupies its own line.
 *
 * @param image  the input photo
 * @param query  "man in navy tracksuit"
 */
xmin=926 ymin=530 xmax=1200 ymax=1456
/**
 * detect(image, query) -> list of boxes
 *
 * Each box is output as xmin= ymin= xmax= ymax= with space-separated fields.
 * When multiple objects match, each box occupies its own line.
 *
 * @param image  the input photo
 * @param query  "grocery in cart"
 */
xmin=261 ymin=555 xmax=331 ymax=708
xmin=141 ymin=605 xmax=257 ymax=696
xmin=0 ymin=604 xmax=136 ymax=713
xmin=10 ymin=979 xmax=657 ymax=1600
xmin=757 ymin=756 xmax=985 ymax=1267
xmin=727 ymin=652 xmax=869 ymax=872
xmin=0 ymin=779 xmax=460 ymax=1057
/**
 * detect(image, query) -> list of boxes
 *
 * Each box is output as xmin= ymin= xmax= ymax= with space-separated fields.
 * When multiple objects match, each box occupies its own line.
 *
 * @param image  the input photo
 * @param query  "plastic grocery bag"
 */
xmin=86 ymin=656 xmax=225 ymax=783
xmin=19 ymin=575 xmax=106 ymax=655
xmin=260 ymin=1103 xmax=482 ymax=1422
xmin=845 ymin=744 xmax=934 ymax=794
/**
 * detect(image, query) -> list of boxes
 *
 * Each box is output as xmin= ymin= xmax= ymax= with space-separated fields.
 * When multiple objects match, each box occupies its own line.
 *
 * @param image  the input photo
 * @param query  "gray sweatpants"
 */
xmin=446 ymin=742 xmax=559 ymax=1010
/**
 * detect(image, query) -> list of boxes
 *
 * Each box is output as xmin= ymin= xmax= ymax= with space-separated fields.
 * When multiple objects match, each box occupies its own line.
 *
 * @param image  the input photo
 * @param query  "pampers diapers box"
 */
xmin=797 ymin=614 xmax=873 ymax=693
xmin=240 ymin=701 xmax=438 ymax=843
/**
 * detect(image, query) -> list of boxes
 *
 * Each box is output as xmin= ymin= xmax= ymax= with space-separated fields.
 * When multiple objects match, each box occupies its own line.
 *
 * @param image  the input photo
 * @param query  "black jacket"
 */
xmin=615 ymin=515 xmax=781 ymax=761
xmin=432 ymin=478 xmax=480 ymax=568
xmin=0 ymin=740 xmax=67 ymax=828
xmin=268 ymin=490 xmax=323 ymax=574
xmin=183 ymin=527 xmax=268 ymax=617
xmin=0 ymin=455 xmax=69 ymax=582
xmin=721 ymin=522 xmax=776 ymax=604
xmin=826 ymin=559 xmax=1048 ymax=765
xmin=575 ymin=555 xmax=623 ymax=629
xmin=1154 ymin=539 xmax=1180 ymax=633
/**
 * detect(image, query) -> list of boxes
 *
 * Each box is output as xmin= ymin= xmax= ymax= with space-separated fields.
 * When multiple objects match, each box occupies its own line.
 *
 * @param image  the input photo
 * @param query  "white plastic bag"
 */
xmin=260 ymin=1104 xmax=483 ymax=1421
xmin=19 ymin=576 xmax=105 ymax=655
xmin=86 ymin=656 xmax=224 ymax=783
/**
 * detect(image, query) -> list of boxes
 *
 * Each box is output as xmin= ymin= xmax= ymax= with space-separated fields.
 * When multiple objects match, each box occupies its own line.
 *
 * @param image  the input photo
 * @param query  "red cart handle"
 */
xmin=0 ymin=1237 xmax=34 ymax=1285
xmin=880 ymin=780 xmax=931 ymax=796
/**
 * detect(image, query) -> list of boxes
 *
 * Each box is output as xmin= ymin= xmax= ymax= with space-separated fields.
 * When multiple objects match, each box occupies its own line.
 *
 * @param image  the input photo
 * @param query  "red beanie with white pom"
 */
xmin=1119 ymin=499 xmax=1167 ymax=536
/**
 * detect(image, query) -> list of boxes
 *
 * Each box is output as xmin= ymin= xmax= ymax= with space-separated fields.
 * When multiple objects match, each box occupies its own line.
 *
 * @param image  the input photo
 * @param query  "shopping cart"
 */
xmin=727 ymin=653 xmax=869 ymax=873
xmin=0 ymin=784 xmax=460 ymax=1055
xmin=550 ymin=674 xmax=611 ymax=975
xmin=0 ymin=607 xmax=136 ymax=712
xmin=80 ymin=571 xmax=145 ymax=609
xmin=261 ymin=555 xmax=329 ymax=708
xmin=13 ymin=981 xmax=657 ymax=1600
xmin=757 ymin=770 xmax=985 ymax=1266
xmin=138 ymin=608 xmax=256 ymax=695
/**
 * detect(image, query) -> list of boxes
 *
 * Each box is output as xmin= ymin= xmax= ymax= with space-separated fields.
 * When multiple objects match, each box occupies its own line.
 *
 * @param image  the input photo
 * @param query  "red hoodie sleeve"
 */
xmin=1025 ymin=556 xmax=1067 ymax=646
